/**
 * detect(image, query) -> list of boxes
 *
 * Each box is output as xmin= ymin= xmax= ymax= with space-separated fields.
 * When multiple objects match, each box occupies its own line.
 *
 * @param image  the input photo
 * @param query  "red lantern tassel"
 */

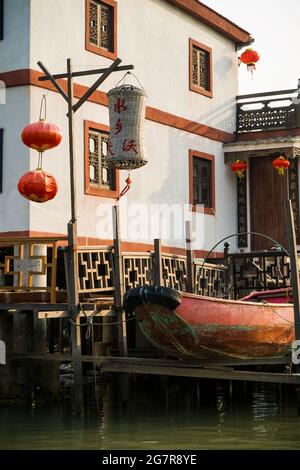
xmin=118 ymin=175 xmax=132 ymax=200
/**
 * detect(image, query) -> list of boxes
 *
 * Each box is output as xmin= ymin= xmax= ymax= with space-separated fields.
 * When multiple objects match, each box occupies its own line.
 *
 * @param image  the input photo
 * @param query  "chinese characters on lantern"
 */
xmin=108 ymin=97 xmax=138 ymax=158
xmin=107 ymin=84 xmax=147 ymax=170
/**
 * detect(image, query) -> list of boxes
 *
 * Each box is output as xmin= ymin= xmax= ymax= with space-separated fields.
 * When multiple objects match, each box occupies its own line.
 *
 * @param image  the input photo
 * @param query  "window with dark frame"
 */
xmin=189 ymin=39 xmax=212 ymax=97
xmin=192 ymin=156 xmax=212 ymax=208
xmin=88 ymin=0 xmax=114 ymax=53
xmin=88 ymin=128 xmax=115 ymax=191
xmin=192 ymin=45 xmax=210 ymax=91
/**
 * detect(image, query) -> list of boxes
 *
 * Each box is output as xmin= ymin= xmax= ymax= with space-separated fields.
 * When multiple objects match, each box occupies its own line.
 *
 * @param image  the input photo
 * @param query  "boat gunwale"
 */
xmin=180 ymin=291 xmax=293 ymax=308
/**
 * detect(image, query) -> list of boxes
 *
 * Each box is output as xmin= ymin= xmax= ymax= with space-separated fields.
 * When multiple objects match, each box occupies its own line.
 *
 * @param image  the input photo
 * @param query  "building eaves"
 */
xmin=165 ymin=0 xmax=253 ymax=47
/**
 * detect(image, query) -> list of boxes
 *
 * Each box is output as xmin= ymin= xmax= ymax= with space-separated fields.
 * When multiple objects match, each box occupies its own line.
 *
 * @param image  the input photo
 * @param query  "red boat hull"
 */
xmin=134 ymin=292 xmax=294 ymax=360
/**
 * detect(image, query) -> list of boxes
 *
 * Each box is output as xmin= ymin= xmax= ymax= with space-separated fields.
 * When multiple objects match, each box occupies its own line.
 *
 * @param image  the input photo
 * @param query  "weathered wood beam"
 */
xmin=38 ymin=64 xmax=134 ymax=81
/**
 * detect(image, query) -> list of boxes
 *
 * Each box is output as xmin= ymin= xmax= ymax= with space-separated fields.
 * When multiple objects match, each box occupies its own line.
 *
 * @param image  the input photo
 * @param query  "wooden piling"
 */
xmin=154 ymin=239 xmax=163 ymax=285
xmin=113 ymin=205 xmax=129 ymax=405
xmin=185 ymin=221 xmax=194 ymax=293
xmin=285 ymin=199 xmax=300 ymax=416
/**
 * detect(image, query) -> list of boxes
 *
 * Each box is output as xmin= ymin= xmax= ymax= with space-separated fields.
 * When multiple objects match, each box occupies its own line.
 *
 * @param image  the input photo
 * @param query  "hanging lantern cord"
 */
xmin=118 ymin=174 xmax=132 ymax=200
xmin=115 ymin=71 xmax=146 ymax=92
xmin=37 ymin=152 xmax=43 ymax=169
xmin=39 ymin=93 xmax=47 ymax=121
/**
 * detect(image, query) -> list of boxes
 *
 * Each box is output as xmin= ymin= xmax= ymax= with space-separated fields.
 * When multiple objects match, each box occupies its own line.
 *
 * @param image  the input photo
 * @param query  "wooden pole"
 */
xmin=37 ymin=58 xmax=135 ymax=415
xmin=66 ymin=58 xmax=83 ymax=417
xmin=185 ymin=221 xmax=194 ymax=293
xmin=113 ymin=205 xmax=127 ymax=355
xmin=285 ymin=200 xmax=300 ymax=341
xmin=113 ymin=205 xmax=129 ymax=405
xmin=154 ymin=239 xmax=163 ymax=285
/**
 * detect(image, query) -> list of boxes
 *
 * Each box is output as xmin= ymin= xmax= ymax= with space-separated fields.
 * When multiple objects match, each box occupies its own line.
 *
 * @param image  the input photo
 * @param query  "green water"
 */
xmin=1 ymin=384 xmax=300 ymax=450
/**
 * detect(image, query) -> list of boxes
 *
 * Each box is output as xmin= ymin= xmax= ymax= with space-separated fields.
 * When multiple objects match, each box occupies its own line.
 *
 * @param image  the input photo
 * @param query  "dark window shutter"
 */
xmin=192 ymin=156 xmax=212 ymax=207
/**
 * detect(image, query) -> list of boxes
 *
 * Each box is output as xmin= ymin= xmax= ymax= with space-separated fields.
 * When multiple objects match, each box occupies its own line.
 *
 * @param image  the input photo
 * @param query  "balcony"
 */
xmin=236 ymin=83 xmax=300 ymax=133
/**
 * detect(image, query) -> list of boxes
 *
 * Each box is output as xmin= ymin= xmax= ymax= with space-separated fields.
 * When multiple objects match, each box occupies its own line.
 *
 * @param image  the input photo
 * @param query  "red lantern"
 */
xmin=231 ymin=160 xmax=247 ymax=178
xmin=240 ymin=48 xmax=260 ymax=73
xmin=18 ymin=169 xmax=58 ymax=203
xmin=272 ymin=156 xmax=290 ymax=175
xmin=21 ymin=121 xmax=62 ymax=152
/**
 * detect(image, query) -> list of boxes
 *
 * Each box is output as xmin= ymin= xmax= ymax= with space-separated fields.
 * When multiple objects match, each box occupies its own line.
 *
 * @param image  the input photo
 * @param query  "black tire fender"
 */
xmin=124 ymin=285 xmax=182 ymax=315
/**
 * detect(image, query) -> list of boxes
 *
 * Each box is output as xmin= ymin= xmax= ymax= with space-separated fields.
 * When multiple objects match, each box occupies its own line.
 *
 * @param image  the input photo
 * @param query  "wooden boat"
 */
xmin=124 ymin=286 xmax=295 ymax=360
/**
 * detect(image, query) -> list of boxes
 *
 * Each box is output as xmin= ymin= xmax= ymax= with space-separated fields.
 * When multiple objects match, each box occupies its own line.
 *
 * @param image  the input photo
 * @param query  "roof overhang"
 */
xmin=165 ymin=0 xmax=253 ymax=46
xmin=224 ymin=137 xmax=300 ymax=163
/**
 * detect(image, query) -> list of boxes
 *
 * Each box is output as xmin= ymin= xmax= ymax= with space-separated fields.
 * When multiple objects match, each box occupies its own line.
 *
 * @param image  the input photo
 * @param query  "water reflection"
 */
xmin=0 ymin=383 xmax=300 ymax=450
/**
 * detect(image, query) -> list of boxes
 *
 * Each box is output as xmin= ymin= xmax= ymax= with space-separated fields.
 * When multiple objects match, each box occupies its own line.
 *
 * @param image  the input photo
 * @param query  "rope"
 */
xmin=261 ymin=299 xmax=295 ymax=324
xmin=118 ymin=175 xmax=132 ymax=200
xmin=68 ymin=304 xmax=136 ymax=328
xmin=39 ymin=93 xmax=47 ymax=121
xmin=37 ymin=152 xmax=43 ymax=169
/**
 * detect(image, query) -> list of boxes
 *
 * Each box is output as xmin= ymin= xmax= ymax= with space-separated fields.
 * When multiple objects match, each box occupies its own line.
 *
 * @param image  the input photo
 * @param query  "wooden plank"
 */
xmin=38 ymin=309 xmax=116 ymax=319
xmin=39 ymin=64 xmax=134 ymax=81
xmin=100 ymin=362 xmax=300 ymax=385
xmin=6 ymin=353 xmax=290 ymax=367
xmin=0 ymin=303 xmax=69 ymax=311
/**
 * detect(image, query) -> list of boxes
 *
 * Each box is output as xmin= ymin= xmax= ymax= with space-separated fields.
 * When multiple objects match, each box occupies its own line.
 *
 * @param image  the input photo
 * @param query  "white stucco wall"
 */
xmin=29 ymin=0 xmax=238 ymax=133
xmin=0 ymin=86 xmax=30 ymax=231
xmin=28 ymin=86 xmax=237 ymax=252
xmin=0 ymin=0 xmax=30 ymax=72
xmin=0 ymin=0 xmax=241 ymax=252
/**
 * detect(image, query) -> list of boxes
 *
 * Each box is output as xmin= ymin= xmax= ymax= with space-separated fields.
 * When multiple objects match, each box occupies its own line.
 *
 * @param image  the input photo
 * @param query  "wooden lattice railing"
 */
xmin=0 ymin=238 xmax=229 ymax=302
xmin=237 ymin=87 xmax=299 ymax=132
xmin=228 ymin=250 xmax=291 ymax=299
xmin=0 ymin=237 xmax=68 ymax=303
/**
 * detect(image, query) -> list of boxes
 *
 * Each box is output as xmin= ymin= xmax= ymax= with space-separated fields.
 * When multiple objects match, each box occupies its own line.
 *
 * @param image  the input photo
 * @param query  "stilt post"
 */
xmin=284 ymin=200 xmax=300 ymax=341
xmin=154 ymin=239 xmax=163 ymax=286
xmin=113 ymin=205 xmax=129 ymax=405
xmin=185 ymin=221 xmax=194 ymax=293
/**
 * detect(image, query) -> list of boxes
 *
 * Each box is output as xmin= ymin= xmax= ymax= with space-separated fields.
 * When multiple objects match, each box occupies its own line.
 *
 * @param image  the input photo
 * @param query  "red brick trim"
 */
xmin=146 ymin=107 xmax=233 ymax=143
xmin=0 ymin=230 xmax=223 ymax=258
xmin=189 ymin=149 xmax=215 ymax=215
xmin=189 ymin=38 xmax=213 ymax=98
xmin=0 ymin=69 xmax=234 ymax=144
xmin=85 ymin=0 xmax=118 ymax=60
xmin=166 ymin=0 xmax=252 ymax=44
xmin=84 ymin=120 xmax=120 ymax=198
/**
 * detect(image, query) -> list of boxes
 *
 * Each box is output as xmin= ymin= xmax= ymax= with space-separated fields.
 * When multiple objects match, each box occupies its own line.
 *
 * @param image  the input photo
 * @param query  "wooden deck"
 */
xmin=6 ymin=353 xmax=298 ymax=385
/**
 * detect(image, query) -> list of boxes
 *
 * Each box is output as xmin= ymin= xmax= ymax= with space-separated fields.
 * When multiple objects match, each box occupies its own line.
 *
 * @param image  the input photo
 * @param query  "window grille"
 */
xmin=88 ymin=129 xmax=115 ymax=190
xmin=192 ymin=45 xmax=210 ymax=91
xmin=89 ymin=0 xmax=113 ymax=51
xmin=192 ymin=156 xmax=212 ymax=207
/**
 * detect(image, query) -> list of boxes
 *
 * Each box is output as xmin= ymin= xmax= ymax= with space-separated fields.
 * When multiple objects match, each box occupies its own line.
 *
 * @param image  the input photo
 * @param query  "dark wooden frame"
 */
xmin=85 ymin=0 xmax=118 ymax=60
xmin=84 ymin=120 xmax=119 ymax=198
xmin=237 ymin=174 xmax=248 ymax=248
xmin=189 ymin=38 xmax=213 ymax=98
xmin=0 ymin=129 xmax=3 ymax=193
xmin=189 ymin=149 xmax=215 ymax=215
